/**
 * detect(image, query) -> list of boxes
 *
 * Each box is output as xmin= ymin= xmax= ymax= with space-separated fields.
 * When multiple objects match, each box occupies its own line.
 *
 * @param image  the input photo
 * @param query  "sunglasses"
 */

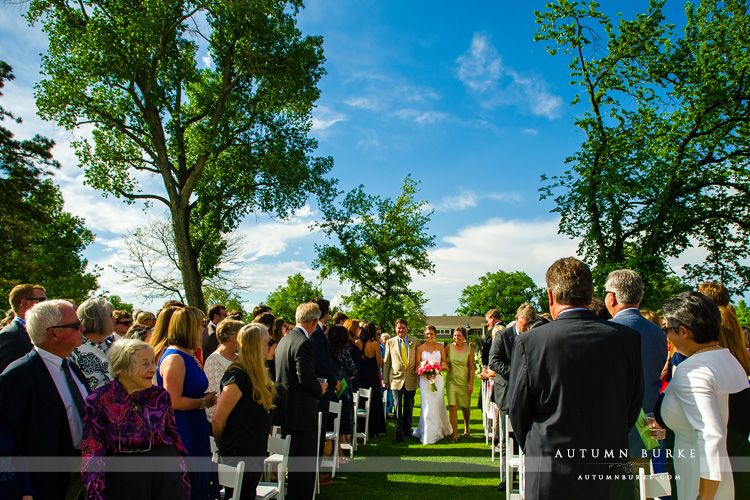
xmin=116 ymin=320 xmax=133 ymax=326
xmin=49 ymin=321 xmax=83 ymax=330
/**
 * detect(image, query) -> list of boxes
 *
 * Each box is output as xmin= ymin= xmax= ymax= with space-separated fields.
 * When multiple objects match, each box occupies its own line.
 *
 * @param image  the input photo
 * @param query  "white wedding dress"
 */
xmin=413 ymin=350 xmax=453 ymax=444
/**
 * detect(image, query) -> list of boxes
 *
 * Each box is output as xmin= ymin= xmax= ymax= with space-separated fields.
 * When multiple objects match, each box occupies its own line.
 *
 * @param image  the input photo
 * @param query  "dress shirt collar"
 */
xmin=35 ymin=345 xmax=66 ymax=370
xmin=555 ymin=307 xmax=589 ymax=318
xmin=613 ymin=307 xmax=639 ymax=319
xmin=297 ymin=325 xmax=311 ymax=338
xmin=15 ymin=317 xmax=26 ymax=328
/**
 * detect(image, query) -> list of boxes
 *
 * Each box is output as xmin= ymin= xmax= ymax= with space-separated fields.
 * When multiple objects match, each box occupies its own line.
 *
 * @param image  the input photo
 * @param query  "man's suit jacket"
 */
xmin=0 ymin=348 xmax=90 ymax=500
xmin=0 ymin=319 xmax=33 ymax=373
xmin=272 ymin=327 xmax=322 ymax=432
xmin=309 ymin=325 xmax=337 ymax=400
xmin=382 ymin=335 xmax=421 ymax=391
xmin=508 ymin=309 xmax=644 ymax=500
xmin=201 ymin=322 xmax=219 ymax=362
xmin=481 ymin=323 xmax=504 ymax=366
xmin=488 ymin=325 xmax=516 ymax=411
xmin=610 ymin=308 xmax=668 ymax=455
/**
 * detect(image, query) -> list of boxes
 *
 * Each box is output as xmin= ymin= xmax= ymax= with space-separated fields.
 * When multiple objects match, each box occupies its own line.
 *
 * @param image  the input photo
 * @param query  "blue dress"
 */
xmin=158 ymin=348 xmax=214 ymax=500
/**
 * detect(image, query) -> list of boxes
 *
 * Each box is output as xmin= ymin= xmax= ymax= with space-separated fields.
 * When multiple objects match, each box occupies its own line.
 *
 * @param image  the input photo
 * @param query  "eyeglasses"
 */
xmin=49 ymin=321 xmax=83 ymax=330
xmin=26 ymin=297 xmax=47 ymax=303
xmin=116 ymin=320 xmax=133 ymax=326
xmin=661 ymin=325 xmax=679 ymax=335
xmin=604 ymin=291 xmax=616 ymax=297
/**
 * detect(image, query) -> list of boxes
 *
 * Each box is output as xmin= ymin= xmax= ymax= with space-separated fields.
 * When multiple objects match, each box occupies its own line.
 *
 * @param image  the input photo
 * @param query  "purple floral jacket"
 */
xmin=81 ymin=380 xmax=190 ymax=500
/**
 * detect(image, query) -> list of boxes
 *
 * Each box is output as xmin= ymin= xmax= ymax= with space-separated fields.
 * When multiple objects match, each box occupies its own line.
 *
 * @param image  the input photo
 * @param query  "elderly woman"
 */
xmin=212 ymin=324 xmax=274 ymax=499
xmin=157 ymin=307 xmax=217 ymax=500
xmin=657 ymin=292 xmax=748 ymax=500
xmin=204 ymin=319 xmax=243 ymax=422
xmin=70 ymin=297 xmax=116 ymax=390
xmin=82 ymin=339 xmax=189 ymax=500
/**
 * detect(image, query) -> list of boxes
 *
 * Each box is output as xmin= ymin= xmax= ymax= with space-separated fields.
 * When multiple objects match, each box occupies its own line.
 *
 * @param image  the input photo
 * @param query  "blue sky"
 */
xmin=0 ymin=1 xmax=703 ymax=316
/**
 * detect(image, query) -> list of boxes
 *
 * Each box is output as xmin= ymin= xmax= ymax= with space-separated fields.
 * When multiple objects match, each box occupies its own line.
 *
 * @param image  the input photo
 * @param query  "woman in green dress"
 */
xmin=445 ymin=326 xmax=475 ymax=442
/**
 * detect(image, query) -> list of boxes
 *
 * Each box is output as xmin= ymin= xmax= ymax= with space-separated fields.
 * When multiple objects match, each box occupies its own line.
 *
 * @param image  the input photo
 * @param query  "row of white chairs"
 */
xmin=210 ymin=433 xmax=290 ymax=500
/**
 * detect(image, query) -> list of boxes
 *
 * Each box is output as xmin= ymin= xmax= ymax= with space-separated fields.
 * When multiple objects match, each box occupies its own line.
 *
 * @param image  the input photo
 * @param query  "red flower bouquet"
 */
xmin=417 ymin=360 xmax=441 ymax=392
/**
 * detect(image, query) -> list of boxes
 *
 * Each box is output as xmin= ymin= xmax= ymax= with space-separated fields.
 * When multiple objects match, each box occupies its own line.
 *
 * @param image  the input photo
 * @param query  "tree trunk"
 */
xmin=171 ymin=202 xmax=206 ymax=312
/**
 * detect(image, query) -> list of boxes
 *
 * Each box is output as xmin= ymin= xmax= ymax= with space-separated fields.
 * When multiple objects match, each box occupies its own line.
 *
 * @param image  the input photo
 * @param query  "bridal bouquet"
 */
xmin=417 ymin=360 xmax=441 ymax=392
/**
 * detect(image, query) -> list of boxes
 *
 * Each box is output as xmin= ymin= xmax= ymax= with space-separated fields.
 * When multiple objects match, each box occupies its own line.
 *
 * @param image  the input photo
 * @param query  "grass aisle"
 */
xmin=318 ymin=379 xmax=504 ymax=500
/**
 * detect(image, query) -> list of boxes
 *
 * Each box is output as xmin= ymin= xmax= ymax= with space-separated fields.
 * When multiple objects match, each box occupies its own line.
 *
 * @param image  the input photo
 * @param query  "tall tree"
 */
xmin=113 ymin=214 xmax=246 ymax=303
xmin=536 ymin=0 xmax=750 ymax=300
xmin=313 ymin=176 xmax=435 ymax=330
xmin=265 ymin=273 xmax=323 ymax=323
xmin=28 ymin=0 xmax=334 ymax=311
xmin=0 ymin=61 xmax=98 ymax=303
xmin=456 ymin=270 xmax=547 ymax=323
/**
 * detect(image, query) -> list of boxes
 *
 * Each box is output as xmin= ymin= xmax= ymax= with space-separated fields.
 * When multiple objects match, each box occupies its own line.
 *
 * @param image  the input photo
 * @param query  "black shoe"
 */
xmin=497 ymin=482 xmax=506 ymax=492
xmin=393 ymin=436 xmax=403 ymax=443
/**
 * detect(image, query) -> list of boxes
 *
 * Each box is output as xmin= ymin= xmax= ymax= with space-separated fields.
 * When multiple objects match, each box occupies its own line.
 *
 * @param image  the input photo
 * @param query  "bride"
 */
xmin=413 ymin=325 xmax=453 ymax=445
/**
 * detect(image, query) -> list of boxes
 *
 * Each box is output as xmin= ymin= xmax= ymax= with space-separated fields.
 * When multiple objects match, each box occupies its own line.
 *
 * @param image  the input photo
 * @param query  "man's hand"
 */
xmin=335 ymin=381 xmax=342 ymax=392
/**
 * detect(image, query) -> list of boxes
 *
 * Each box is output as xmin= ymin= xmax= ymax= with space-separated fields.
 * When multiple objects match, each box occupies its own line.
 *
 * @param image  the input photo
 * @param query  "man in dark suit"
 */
xmin=201 ymin=303 xmax=226 ymax=362
xmin=0 ymin=283 xmax=47 ymax=373
xmin=309 ymin=297 xmax=338 ymax=486
xmin=605 ymin=269 xmax=668 ymax=462
xmin=273 ymin=302 xmax=326 ymax=499
xmin=508 ymin=257 xmax=644 ymax=500
xmin=0 ymin=299 xmax=90 ymax=500
xmin=489 ymin=302 xmax=538 ymax=487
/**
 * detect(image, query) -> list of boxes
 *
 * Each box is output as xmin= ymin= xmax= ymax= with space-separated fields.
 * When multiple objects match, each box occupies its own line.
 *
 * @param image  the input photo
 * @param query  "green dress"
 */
xmin=445 ymin=346 xmax=471 ymax=407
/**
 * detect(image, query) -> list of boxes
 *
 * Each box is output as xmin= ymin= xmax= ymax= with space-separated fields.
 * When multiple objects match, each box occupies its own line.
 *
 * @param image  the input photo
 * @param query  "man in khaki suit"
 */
xmin=383 ymin=318 xmax=421 ymax=443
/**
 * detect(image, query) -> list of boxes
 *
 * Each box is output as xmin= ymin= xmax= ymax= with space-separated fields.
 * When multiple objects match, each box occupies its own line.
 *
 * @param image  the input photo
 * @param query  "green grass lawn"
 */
xmin=318 ymin=379 xmax=505 ymax=500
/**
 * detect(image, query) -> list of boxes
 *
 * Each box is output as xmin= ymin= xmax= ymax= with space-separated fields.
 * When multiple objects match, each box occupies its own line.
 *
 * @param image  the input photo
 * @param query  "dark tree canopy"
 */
xmin=456 ymin=270 xmax=547 ymax=323
xmin=313 ymin=176 xmax=434 ymax=330
xmin=536 ymin=0 xmax=750 ymax=303
xmin=0 ymin=61 xmax=97 ymax=304
xmin=28 ymin=0 xmax=334 ymax=311
xmin=265 ymin=273 xmax=323 ymax=324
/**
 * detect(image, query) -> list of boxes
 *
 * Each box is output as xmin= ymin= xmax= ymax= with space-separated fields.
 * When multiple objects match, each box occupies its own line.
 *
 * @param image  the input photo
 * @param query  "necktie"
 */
xmin=400 ymin=338 xmax=408 ymax=363
xmin=62 ymin=359 xmax=86 ymax=420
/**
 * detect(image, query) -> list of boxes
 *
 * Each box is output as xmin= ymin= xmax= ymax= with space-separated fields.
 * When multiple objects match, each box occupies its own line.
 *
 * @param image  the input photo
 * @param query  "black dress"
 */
xmin=219 ymin=366 xmax=272 ymax=500
xmin=359 ymin=347 xmax=387 ymax=436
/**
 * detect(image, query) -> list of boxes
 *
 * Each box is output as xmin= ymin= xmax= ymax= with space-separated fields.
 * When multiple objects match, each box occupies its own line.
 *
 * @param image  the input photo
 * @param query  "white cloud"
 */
xmin=521 ymin=128 xmax=538 ymax=136
xmin=345 ymin=96 xmax=380 ymax=110
xmin=456 ymin=33 xmax=563 ymax=120
xmin=429 ymin=191 xmax=523 ymax=212
xmin=412 ymin=217 xmax=581 ymax=314
xmin=456 ymin=33 xmax=503 ymax=92
xmin=311 ymin=106 xmax=348 ymax=133
xmin=201 ymin=52 xmax=213 ymax=69
xmin=393 ymin=108 xmax=452 ymax=125
xmin=486 ymin=192 xmax=524 ymax=203
xmin=236 ymin=206 xmax=318 ymax=261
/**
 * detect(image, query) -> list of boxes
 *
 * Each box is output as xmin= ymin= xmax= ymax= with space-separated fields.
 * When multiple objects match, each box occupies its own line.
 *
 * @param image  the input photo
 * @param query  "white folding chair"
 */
xmin=210 ymin=436 xmax=221 ymax=463
xmin=487 ymin=401 xmax=498 ymax=451
xmin=341 ymin=394 xmax=357 ymax=458
xmin=638 ymin=467 xmax=671 ymax=500
xmin=505 ymin=415 xmax=525 ymax=500
xmin=382 ymin=387 xmax=388 ymax=420
xmin=320 ymin=401 xmax=342 ymax=478
xmin=257 ymin=435 xmax=290 ymax=500
xmin=315 ymin=411 xmax=323 ymax=497
xmin=217 ymin=460 xmax=245 ymax=500
xmin=355 ymin=388 xmax=372 ymax=445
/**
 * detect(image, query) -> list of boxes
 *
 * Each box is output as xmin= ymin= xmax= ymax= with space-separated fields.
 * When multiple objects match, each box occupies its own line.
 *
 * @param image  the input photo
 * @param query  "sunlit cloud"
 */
xmin=456 ymin=33 xmax=563 ymax=120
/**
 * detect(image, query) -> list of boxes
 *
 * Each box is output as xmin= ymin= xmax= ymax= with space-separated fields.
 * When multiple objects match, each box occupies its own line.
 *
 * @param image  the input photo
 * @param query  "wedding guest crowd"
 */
xmin=4 ymin=255 xmax=750 ymax=500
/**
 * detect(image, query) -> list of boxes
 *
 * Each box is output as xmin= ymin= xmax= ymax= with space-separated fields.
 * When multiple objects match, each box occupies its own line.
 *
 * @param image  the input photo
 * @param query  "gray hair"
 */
xmin=27 ymin=300 xmax=72 ymax=345
xmin=108 ymin=338 xmax=153 ymax=379
xmin=295 ymin=302 xmax=321 ymax=324
xmin=77 ymin=297 xmax=113 ymax=335
xmin=605 ymin=269 xmax=644 ymax=305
